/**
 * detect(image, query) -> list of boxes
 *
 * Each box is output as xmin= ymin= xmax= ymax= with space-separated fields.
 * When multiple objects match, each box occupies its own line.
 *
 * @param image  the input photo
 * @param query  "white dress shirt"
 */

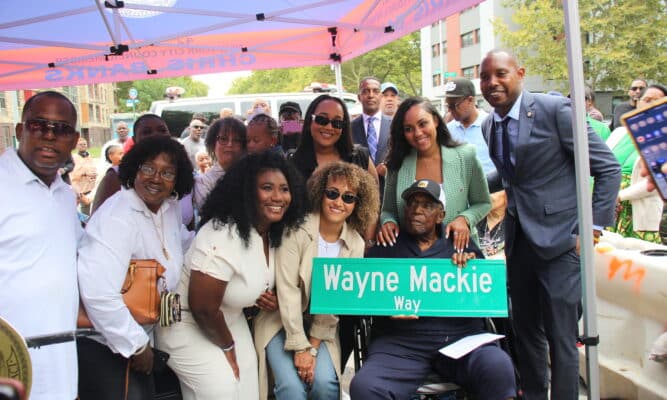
xmin=78 ymin=188 xmax=194 ymax=357
xmin=0 ymin=148 xmax=82 ymax=400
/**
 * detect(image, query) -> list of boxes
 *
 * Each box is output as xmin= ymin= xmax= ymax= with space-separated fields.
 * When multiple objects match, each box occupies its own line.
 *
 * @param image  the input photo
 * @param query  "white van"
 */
xmin=149 ymin=92 xmax=360 ymax=136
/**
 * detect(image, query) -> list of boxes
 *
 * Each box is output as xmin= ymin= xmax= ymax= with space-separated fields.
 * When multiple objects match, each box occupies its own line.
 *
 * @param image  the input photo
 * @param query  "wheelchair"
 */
xmin=351 ymin=317 xmax=519 ymax=400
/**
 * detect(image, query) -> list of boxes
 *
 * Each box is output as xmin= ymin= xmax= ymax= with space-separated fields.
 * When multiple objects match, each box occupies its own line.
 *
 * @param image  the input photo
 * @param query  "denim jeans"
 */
xmin=266 ymin=329 xmax=339 ymax=400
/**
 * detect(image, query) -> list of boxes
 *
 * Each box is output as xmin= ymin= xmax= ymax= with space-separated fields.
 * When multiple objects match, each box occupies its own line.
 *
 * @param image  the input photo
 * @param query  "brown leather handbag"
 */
xmin=78 ymin=259 xmax=166 ymax=328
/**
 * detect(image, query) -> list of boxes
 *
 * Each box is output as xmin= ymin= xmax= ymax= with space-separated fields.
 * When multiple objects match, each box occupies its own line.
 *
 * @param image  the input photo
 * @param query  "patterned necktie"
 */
xmin=499 ymin=118 xmax=514 ymax=177
xmin=366 ymin=116 xmax=378 ymax=162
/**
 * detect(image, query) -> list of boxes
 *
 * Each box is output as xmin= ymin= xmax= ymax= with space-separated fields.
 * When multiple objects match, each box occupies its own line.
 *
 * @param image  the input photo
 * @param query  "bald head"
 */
xmin=116 ymin=122 xmax=129 ymax=140
xmin=480 ymin=49 xmax=525 ymax=117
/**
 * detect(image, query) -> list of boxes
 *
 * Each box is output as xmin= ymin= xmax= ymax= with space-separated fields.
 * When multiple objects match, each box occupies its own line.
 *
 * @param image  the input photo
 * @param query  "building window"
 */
xmin=461 ymin=29 xmax=480 ymax=48
xmin=432 ymin=74 xmax=442 ymax=87
xmin=462 ymin=66 xmax=477 ymax=80
xmin=441 ymin=41 xmax=447 ymax=55
xmin=0 ymin=93 xmax=6 ymax=111
xmin=461 ymin=31 xmax=474 ymax=48
xmin=431 ymin=43 xmax=440 ymax=58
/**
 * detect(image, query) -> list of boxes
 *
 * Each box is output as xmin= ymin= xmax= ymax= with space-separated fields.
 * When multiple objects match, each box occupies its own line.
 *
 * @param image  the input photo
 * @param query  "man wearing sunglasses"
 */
xmin=0 ymin=91 xmax=82 ymax=400
xmin=180 ymin=118 xmax=207 ymax=168
xmin=445 ymin=77 xmax=495 ymax=175
xmin=611 ymin=78 xmax=647 ymax=130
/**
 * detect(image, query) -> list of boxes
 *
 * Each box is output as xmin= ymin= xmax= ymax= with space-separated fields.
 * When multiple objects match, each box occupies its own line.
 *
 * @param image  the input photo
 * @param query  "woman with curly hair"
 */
xmin=77 ymin=135 xmax=195 ymax=399
xmin=92 ymin=113 xmax=172 ymax=214
xmin=377 ymin=97 xmax=491 ymax=251
xmin=157 ymin=151 xmax=306 ymax=400
xmin=193 ymin=116 xmax=247 ymax=210
xmin=254 ymin=161 xmax=380 ymax=400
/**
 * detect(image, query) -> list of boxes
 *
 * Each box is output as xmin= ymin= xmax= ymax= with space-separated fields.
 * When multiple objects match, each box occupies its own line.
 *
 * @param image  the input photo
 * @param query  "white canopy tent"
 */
xmin=0 ymin=1 xmax=600 ymax=398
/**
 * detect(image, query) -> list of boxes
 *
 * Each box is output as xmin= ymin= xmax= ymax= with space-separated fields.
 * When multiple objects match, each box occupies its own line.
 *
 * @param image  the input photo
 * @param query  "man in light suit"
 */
xmin=351 ymin=76 xmax=392 ymax=168
xmin=480 ymin=50 xmax=621 ymax=400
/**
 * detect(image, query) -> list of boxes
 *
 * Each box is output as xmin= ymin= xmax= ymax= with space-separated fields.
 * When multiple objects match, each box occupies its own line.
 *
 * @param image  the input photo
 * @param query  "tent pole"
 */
xmin=562 ymin=1 xmax=600 ymax=399
xmin=334 ymin=61 xmax=343 ymax=97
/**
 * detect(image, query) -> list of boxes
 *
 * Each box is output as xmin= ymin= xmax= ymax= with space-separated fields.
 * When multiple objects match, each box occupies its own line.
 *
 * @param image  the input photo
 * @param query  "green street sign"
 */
xmin=444 ymin=72 xmax=457 ymax=78
xmin=310 ymin=258 xmax=507 ymax=317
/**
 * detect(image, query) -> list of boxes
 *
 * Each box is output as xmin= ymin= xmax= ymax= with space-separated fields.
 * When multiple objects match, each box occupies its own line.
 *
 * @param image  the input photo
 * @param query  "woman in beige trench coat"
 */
xmin=253 ymin=161 xmax=380 ymax=400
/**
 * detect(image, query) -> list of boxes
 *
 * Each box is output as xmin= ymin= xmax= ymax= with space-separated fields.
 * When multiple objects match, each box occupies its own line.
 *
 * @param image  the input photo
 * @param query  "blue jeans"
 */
xmin=266 ymin=329 xmax=339 ymax=400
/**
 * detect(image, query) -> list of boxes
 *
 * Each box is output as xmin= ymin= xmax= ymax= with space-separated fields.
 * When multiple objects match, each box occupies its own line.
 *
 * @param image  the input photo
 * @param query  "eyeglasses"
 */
xmin=406 ymin=197 xmax=440 ymax=211
xmin=217 ymin=134 xmax=244 ymax=145
xmin=24 ymin=118 xmax=76 ymax=138
xmin=138 ymin=164 xmax=177 ymax=182
xmin=312 ymin=114 xmax=345 ymax=130
xmin=630 ymin=86 xmax=646 ymax=92
xmin=324 ymin=188 xmax=358 ymax=204
xmin=445 ymin=98 xmax=466 ymax=111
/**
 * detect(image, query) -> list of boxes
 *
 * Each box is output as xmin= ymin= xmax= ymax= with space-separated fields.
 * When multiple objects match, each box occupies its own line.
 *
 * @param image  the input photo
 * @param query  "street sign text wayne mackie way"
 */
xmin=310 ymin=258 xmax=508 ymax=317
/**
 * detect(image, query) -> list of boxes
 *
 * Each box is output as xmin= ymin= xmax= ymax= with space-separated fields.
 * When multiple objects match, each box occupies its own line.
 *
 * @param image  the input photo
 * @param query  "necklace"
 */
xmin=318 ymin=235 xmax=341 ymax=258
xmin=150 ymin=210 xmax=170 ymax=260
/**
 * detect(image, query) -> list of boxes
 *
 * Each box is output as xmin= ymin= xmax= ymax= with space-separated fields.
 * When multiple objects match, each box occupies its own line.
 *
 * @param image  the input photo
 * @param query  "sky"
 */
xmin=191 ymin=70 xmax=252 ymax=97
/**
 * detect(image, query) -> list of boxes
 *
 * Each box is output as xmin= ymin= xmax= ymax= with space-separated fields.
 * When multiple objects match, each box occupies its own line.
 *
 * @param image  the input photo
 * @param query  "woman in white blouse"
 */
xmin=254 ymin=162 xmax=380 ymax=400
xmin=77 ymin=135 xmax=195 ymax=399
xmin=157 ymin=151 xmax=306 ymax=400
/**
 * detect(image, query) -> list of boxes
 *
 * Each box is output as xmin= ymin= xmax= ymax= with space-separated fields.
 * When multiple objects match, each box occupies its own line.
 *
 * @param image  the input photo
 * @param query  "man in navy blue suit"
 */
xmin=351 ymin=76 xmax=392 ymax=168
xmin=480 ymin=49 xmax=621 ymax=399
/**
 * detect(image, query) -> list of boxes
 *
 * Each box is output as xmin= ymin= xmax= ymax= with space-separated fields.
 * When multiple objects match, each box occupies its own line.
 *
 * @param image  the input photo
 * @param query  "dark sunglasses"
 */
xmin=324 ymin=188 xmax=358 ymax=204
xmin=630 ymin=86 xmax=646 ymax=91
xmin=312 ymin=114 xmax=345 ymax=130
xmin=24 ymin=118 xmax=76 ymax=138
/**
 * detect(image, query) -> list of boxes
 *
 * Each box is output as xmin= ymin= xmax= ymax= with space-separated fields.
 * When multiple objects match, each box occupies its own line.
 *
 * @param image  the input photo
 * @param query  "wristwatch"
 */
xmin=297 ymin=347 xmax=318 ymax=357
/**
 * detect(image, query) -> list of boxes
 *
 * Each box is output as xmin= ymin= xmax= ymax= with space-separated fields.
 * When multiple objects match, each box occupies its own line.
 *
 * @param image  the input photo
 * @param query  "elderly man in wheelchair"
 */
xmin=350 ymin=180 xmax=516 ymax=400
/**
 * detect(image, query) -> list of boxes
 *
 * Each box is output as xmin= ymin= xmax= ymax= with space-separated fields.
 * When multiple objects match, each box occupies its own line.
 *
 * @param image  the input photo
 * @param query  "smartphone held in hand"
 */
xmin=622 ymin=97 xmax=667 ymax=200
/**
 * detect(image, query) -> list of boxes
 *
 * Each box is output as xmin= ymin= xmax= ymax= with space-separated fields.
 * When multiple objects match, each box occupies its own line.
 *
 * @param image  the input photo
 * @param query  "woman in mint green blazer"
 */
xmin=377 ymin=97 xmax=491 ymax=250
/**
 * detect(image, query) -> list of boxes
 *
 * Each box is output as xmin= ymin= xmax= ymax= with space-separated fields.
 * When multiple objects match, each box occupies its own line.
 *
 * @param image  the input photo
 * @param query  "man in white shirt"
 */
xmin=180 ymin=119 xmax=207 ymax=168
xmin=445 ymin=77 xmax=496 ymax=175
xmin=0 ymin=91 xmax=81 ymax=400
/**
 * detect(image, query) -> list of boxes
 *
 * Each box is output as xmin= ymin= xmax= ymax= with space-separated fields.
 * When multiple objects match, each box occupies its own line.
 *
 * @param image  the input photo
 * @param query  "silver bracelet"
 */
xmin=133 ymin=342 xmax=149 ymax=356
xmin=221 ymin=341 xmax=235 ymax=352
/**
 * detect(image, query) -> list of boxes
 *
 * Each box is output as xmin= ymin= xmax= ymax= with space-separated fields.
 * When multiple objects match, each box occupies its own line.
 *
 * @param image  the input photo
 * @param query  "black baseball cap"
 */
xmin=401 ymin=179 xmax=446 ymax=208
xmin=444 ymin=77 xmax=475 ymax=98
xmin=279 ymin=102 xmax=302 ymax=115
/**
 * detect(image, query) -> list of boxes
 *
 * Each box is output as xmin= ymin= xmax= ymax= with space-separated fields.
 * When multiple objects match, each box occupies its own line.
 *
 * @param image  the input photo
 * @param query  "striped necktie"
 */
xmin=367 ymin=116 xmax=378 ymax=162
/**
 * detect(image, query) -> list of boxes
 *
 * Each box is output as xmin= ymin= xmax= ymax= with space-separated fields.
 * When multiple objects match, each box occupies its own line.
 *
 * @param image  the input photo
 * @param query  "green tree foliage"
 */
xmin=227 ymin=66 xmax=332 ymax=94
xmin=494 ymin=0 xmax=667 ymax=91
xmin=228 ymin=32 xmax=421 ymax=96
xmin=115 ymin=76 xmax=209 ymax=112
